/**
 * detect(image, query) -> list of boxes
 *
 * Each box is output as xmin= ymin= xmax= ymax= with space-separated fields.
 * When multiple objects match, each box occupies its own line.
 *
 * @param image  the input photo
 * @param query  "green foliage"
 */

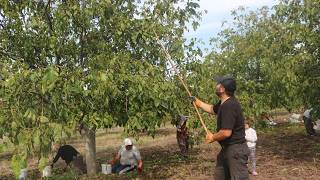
xmin=11 ymin=154 xmax=27 ymax=178
xmin=38 ymin=157 xmax=49 ymax=172
xmin=253 ymin=120 xmax=271 ymax=130
xmin=1 ymin=0 xmax=319 ymax=177
xmin=196 ymin=0 xmax=320 ymax=120
xmin=313 ymin=143 xmax=320 ymax=152
xmin=0 ymin=140 xmax=10 ymax=153
xmin=46 ymin=170 xmax=78 ymax=180
xmin=0 ymin=0 xmax=203 ymax=174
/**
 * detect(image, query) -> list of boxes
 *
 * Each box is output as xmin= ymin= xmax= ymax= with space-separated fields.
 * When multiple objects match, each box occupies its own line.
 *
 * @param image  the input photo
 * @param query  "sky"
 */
xmin=184 ymin=0 xmax=279 ymax=51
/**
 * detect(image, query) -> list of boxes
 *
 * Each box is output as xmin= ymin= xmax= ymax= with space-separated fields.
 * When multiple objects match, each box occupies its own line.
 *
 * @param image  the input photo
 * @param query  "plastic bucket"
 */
xmin=106 ymin=164 xmax=112 ymax=174
xmin=101 ymin=164 xmax=107 ymax=174
xmin=42 ymin=166 xmax=52 ymax=177
xmin=101 ymin=163 xmax=112 ymax=174
xmin=18 ymin=168 xmax=27 ymax=180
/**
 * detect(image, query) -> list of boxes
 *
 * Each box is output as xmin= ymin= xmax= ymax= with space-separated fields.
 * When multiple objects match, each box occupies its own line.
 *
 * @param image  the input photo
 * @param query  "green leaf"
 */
xmin=38 ymin=157 xmax=49 ymax=171
xmin=39 ymin=116 xmax=49 ymax=123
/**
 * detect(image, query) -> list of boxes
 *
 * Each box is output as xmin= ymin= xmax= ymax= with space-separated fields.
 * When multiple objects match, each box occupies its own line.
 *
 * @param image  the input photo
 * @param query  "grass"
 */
xmin=1 ymin=122 xmax=320 ymax=179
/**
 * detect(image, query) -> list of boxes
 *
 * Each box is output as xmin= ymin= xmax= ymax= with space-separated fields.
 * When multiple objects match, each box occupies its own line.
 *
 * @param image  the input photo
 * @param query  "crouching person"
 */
xmin=50 ymin=144 xmax=86 ymax=174
xmin=108 ymin=138 xmax=143 ymax=175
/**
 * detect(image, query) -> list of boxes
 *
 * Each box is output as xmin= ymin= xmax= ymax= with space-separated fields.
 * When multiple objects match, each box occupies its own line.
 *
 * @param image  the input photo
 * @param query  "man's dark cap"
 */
xmin=214 ymin=75 xmax=236 ymax=92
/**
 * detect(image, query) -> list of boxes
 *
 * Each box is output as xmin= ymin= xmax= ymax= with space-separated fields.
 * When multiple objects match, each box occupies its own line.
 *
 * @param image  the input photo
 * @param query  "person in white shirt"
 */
xmin=245 ymin=120 xmax=258 ymax=176
xmin=108 ymin=138 xmax=143 ymax=175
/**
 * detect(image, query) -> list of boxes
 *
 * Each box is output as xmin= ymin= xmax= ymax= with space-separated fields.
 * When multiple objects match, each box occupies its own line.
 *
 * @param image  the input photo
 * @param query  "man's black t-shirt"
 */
xmin=213 ymin=96 xmax=246 ymax=146
xmin=52 ymin=145 xmax=79 ymax=165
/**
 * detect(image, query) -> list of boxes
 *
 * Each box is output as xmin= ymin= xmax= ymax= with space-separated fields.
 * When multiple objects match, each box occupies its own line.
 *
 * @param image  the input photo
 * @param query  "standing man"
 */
xmin=191 ymin=75 xmax=249 ymax=180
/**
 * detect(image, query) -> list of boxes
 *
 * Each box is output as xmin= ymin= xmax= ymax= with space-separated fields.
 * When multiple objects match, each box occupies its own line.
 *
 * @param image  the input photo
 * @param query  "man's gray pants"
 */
xmin=214 ymin=143 xmax=250 ymax=180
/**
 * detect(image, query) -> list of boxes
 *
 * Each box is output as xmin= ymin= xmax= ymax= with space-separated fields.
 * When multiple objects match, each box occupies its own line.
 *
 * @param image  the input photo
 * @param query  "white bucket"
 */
xmin=101 ymin=163 xmax=112 ymax=174
xmin=101 ymin=164 xmax=107 ymax=174
xmin=42 ymin=166 xmax=52 ymax=177
xmin=106 ymin=164 xmax=112 ymax=174
xmin=18 ymin=168 xmax=27 ymax=180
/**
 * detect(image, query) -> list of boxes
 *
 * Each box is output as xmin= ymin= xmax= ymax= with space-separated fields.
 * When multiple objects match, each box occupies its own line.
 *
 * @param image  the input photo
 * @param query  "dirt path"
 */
xmin=1 ymin=123 xmax=319 ymax=179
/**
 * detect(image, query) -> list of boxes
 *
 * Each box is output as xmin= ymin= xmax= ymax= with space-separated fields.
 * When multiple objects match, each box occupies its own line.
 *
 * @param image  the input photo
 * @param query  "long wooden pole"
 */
xmin=154 ymin=31 xmax=209 ymax=133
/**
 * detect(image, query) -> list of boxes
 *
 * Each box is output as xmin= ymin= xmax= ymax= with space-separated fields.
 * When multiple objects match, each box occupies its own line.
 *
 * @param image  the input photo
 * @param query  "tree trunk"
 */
xmin=83 ymin=127 xmax=97 ymax=174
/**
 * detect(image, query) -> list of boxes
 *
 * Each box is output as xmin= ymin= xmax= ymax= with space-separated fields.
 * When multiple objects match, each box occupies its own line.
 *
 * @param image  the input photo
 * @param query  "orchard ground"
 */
xmin=0 ymin=113 xmax=320 ymax=179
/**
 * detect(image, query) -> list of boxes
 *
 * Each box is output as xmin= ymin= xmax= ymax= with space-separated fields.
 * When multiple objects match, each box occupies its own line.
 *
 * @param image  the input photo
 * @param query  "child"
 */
xmin=245 ymin=120 xmax=258 ymax=176
xmin=176 ymin=115 xmax=189 ymax=156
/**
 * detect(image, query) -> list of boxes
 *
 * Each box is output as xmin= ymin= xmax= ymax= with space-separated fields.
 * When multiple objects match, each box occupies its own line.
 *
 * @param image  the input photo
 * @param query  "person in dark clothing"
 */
xmin=176 ymin=115 xmax=189 ymax=156
xmin=303 ymin=108 xmax=317 ymax=136
xmin=51 ymin=145 xmax=79 ymax=167
xmin=51 ymin=144 xmax=86 ymax=173
xmin=190 ymin=75 xmax=249 ymax=180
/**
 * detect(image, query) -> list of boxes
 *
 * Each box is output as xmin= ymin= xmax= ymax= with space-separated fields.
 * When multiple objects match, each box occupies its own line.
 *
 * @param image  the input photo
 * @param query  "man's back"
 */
xmin=215 ymin=97 xmax=246 ymax=146
xmin=53 ymin=145 xmax=79 ymax=164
